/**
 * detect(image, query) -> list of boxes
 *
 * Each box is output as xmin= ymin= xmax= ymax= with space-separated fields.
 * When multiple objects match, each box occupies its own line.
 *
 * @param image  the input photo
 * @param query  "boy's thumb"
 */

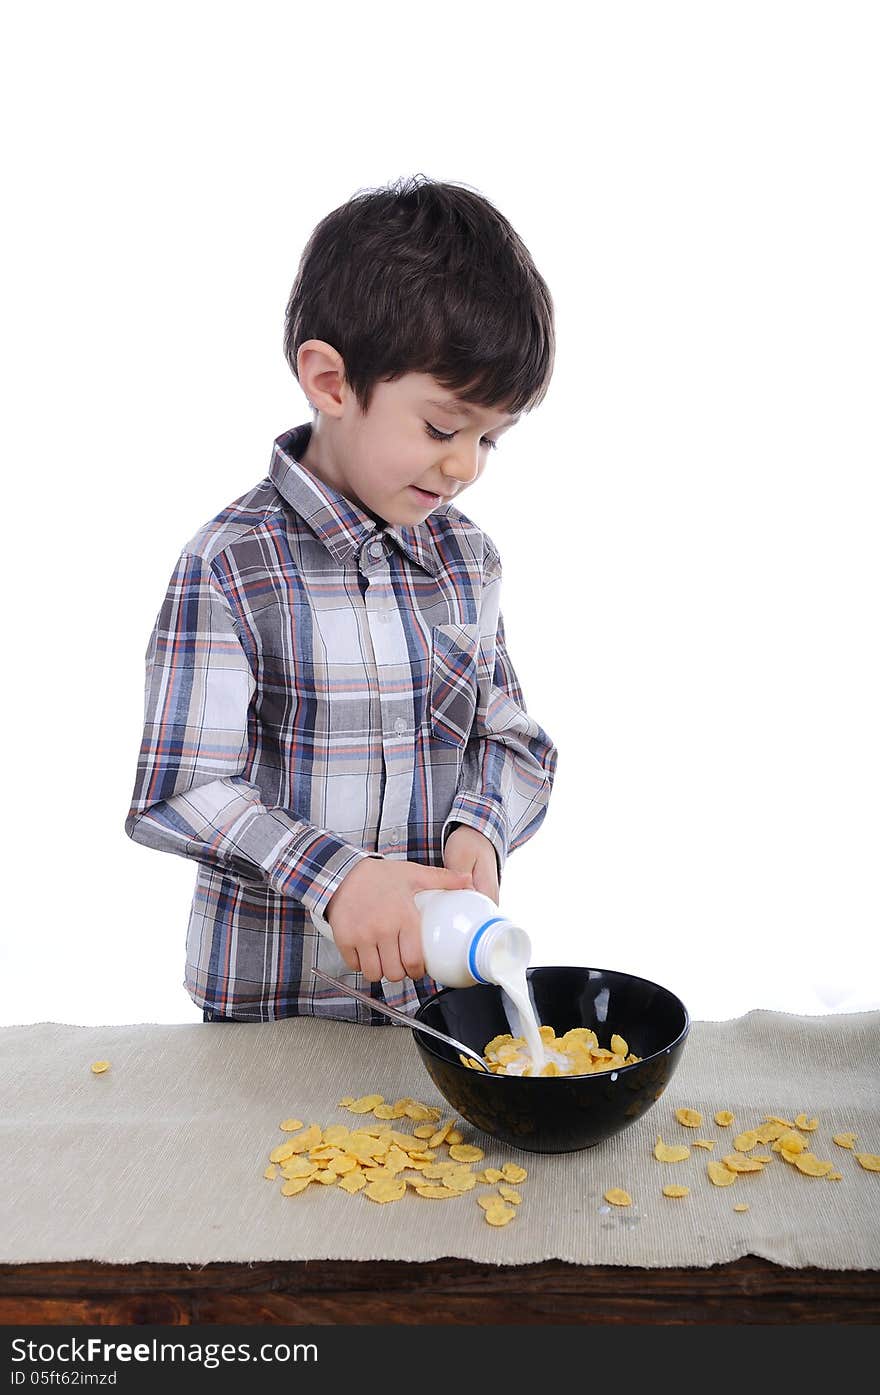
xmin=423 ymin=867 xmax=474 ymax=889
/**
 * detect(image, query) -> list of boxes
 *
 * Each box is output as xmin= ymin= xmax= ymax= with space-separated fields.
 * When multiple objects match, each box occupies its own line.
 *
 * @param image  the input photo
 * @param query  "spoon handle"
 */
xmin=310 ymin=967 xmax=488 ymax=1071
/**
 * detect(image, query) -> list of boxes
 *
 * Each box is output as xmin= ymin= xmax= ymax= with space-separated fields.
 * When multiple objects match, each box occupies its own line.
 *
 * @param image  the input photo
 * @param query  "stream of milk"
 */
xmin=484 ymin=935 xmax=566 ymax=1075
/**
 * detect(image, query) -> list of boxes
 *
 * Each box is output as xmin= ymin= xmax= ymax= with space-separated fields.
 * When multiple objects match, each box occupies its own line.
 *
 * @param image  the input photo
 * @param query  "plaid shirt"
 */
xmin=125 ymin=422 xmax=557 ymax=1022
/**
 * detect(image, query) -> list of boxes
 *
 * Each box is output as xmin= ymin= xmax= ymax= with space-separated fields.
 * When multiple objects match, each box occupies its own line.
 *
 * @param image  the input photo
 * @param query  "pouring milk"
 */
xmin=413 ymin=888 xmax=550 ymax=1073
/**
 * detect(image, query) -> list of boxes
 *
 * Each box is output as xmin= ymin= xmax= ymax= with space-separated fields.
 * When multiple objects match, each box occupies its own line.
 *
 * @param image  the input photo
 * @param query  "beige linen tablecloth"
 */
xmin=1 ymin=1011 xmax=878 ymax=1269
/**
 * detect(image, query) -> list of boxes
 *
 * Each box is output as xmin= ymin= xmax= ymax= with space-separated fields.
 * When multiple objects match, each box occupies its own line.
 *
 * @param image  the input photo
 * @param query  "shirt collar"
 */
xmin=269 ymin=423 xmax=442 ymax=576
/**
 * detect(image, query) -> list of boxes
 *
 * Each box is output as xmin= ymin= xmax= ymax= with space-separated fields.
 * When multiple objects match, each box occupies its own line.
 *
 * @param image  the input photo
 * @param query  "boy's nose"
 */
xmin=440 ymin=446 xmax=482 ymax=485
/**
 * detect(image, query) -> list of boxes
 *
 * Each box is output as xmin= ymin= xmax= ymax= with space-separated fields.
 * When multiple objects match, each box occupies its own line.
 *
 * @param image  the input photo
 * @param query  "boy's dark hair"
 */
xmin=283 ymin=174 xmax=554 ymax=419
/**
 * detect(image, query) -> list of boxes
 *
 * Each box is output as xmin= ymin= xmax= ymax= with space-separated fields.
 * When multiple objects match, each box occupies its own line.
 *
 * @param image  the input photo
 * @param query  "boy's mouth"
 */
xmin=409 ymin=485 xmax=444 ymax=504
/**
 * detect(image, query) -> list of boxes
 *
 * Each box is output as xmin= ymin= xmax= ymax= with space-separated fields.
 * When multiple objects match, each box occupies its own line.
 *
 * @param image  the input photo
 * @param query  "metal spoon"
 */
xmin=310 ymin=967 xmax=489 ymax=1072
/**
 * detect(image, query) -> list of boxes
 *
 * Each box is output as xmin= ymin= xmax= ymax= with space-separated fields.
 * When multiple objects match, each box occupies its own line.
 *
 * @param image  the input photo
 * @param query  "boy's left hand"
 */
xmin=443 ymin=826 xmax=500 ymax=904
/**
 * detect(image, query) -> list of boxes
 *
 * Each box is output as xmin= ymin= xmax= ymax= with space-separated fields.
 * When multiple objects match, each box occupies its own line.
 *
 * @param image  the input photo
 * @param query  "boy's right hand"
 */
xmin=324 ymin=859 xmax=474 ymax=984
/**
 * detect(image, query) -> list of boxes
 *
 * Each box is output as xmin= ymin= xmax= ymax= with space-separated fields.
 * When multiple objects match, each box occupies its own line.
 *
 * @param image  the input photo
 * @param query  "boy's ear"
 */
xmin=296 ymin=339 xmax=348 ymax=419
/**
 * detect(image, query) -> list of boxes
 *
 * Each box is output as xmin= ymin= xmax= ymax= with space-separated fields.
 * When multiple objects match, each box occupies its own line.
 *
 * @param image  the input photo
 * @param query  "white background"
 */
xmin=2 ymin=1 xmax=877 ymax=1025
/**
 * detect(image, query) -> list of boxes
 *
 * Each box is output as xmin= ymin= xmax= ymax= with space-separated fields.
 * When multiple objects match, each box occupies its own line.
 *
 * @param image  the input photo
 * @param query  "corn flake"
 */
xmin=855 ymin=1154 xmax=880 ymax=1172
xmin=654 ymin=1136 xmax=690 ymax=1163
xmin=347 ymin=1094 xmax=384 ymax=1114
xmin=604 ymin=1188 xmax=632 ymax=1207
xmin=792 ymin=1154 xmax=834 ymax=1177
xmin=484 ymin=1202 xmax=517 ymax=1226
xmin=502 ymin=1162 xmax=528 ymax=1183
xmin=722 ymin=1153 xmax=765 ymax=1173
xmin=449 ymin=1144 xmax=484 ymax=1163
xmin=707 ymin=1161 xmax=737 ymax=1187
xmin=674 ymin=1108 xmax=702 ymax=1128
xmin=794 ymin=1114 xmax=819 ymax=1131
xmin=337 ymin=1171 xmax=367 ymax=1194
xmin=733 ymin=1130 xmax=759 ymax=1152
xmin=365 ymin=1177 xmax=407 ymax=1203
xmin=280 ymin=1176 xmax=312 ymax=1197
xmin=833 ymin=1133 xmax=857 ymax=1150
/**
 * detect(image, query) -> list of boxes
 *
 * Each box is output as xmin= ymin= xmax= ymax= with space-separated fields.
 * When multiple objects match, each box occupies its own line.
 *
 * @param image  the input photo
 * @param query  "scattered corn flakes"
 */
xmin=261 ymin=1092 xmax=533 ymax=1230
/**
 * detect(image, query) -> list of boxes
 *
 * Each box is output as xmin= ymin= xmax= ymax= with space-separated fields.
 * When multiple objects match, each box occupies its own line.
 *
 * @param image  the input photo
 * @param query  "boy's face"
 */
xmin=301 ymin=363 xmax=521 ymax=527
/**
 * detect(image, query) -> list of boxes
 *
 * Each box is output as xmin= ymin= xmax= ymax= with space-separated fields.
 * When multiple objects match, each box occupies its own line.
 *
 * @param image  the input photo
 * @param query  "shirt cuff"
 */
xmin=268 ymin=828 xmax=375 ymax=917
xmin=442 ymin=794 xmax=509 ymax=877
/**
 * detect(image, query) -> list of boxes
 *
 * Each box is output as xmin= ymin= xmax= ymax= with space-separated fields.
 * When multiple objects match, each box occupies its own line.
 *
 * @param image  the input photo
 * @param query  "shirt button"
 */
xmin=394 ymin=717 xmax=408 ymax=734
xmin=369 ymin=540 xmax=384 ymax=558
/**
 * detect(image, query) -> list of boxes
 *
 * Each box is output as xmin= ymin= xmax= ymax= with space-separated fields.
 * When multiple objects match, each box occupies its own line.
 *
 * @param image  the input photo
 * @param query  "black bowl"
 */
xmin=412 ymin=965 xmax=690 ymax=1153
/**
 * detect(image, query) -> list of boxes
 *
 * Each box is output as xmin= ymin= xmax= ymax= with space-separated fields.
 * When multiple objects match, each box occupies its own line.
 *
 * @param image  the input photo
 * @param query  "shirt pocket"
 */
xmin=429 ymin=622 xmax=481 ymax=748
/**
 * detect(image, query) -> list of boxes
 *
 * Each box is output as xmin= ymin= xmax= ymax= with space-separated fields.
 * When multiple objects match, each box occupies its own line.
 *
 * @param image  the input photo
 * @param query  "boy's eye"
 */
xmin=425 ymin=423 xmax=499 ymax=451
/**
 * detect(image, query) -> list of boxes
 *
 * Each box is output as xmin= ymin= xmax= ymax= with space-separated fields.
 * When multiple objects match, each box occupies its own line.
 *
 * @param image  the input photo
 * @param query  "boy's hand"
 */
xmin=443 ymin=826 xmax=500 ymax=905
xmin=324 ymin=859 xmax=473 ymax=984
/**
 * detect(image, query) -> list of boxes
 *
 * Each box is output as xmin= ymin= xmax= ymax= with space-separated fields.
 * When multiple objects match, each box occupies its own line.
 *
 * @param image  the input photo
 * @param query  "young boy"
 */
xmin=125 ymin=174 xmax=558 ymax=1023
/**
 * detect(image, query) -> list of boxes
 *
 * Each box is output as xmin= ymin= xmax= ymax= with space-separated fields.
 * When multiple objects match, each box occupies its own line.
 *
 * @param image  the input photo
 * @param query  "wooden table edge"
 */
xmin=1 ymin=1255 xmax=878 ymax=1325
